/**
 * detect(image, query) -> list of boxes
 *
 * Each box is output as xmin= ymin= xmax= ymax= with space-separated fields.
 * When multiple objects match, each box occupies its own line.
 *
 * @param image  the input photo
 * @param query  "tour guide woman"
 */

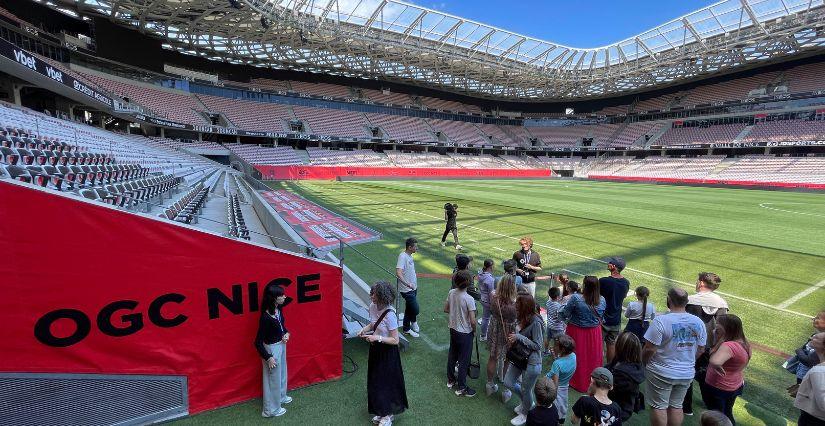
xmin=254 ymin=284 xmax=293 ymax=418
xmin=358 ymin=281 xmax=408 ymax=426
xmin=560 ymin=275 xmax=606 ymax=392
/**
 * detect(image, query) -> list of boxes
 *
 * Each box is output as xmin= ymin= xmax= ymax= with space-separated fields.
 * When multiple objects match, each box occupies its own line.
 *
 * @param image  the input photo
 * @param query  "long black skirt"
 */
xmin=367 ymin=343 xmax=408 ymax=417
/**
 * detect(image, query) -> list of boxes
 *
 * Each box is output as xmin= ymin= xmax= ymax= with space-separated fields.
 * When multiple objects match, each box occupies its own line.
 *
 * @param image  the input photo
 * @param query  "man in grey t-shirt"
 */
xmin=444 ymin=270 xmax=477 ymax=397
xmin=643 ymin=288 xmax=707 ymax=426
xmin=396 ymin=237 xmax=419 ymax=337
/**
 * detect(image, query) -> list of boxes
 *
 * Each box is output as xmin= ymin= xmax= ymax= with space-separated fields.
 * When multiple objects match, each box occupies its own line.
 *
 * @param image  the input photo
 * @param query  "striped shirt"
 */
xmin=545 ymin=299 xmax=565 ymax=333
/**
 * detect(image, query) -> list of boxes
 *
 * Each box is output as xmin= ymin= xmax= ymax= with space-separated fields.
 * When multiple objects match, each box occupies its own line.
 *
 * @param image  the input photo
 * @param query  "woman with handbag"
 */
xmin=503 ymin=294 xmax=546 ymax=426
xmin=701 ymin=314 xmax=752 ymax=425
xmin=486 ymin=273 xmax=518 ymax=399
xmin=358 ymin=281 xmax=408 ymax=426
xmin=560 ymin=275 xmax=606 ymax=393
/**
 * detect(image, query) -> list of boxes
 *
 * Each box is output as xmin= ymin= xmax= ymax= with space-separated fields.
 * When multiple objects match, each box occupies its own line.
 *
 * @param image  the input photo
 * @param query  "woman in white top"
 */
xmin=794 ymin=332 xmax=825 ymax=425
xmin=358 ymin=281 xmax=408 ymax=426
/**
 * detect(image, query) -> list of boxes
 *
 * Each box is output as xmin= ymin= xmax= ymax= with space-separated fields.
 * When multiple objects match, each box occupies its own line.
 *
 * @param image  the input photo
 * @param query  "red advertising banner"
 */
xmin=256 ymin=165 xmax=553 ymax=180
xmin=0 ymin=182 xmax=343 ymax=414
xmin=589 ymin=175 xmax=825 ymax=190
xmin=262 ymin=190 xmax=380 ymax=250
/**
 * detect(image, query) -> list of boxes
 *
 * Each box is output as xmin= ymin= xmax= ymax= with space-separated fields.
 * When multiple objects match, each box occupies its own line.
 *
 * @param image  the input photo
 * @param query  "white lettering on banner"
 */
xmin=45 ymin=66 xmax=64 ymax=83
xmin=13 ymin=49 xmax=37 ymax=70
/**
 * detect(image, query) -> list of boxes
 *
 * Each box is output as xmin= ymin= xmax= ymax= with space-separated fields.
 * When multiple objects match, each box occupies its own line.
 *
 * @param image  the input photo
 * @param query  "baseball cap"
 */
xmin=455 ymin=254 xmax=473 ymax=269
xmin=606 ymin=256 xmax=626 ymax=272
xmin=591 ymin=367 xmax=613 ymax=387
xmin=590 ymin=367 xmax=613 ymax=386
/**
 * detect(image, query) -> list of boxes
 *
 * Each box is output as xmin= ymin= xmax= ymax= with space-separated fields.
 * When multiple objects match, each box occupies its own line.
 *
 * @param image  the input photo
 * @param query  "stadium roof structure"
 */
xmin=55 ymin=0 xmax=825 ymax=101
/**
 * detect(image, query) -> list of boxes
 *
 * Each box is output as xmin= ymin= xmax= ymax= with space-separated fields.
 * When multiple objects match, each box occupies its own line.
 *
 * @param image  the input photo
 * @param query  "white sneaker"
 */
xmin=406 ymin=329 xmax=419 ymax=338
xmin=477 ymin=318 xmax=482 ymax=325
xmin=262 ymin=408 xmax=287 ymax=418
xmin=379 ymin=415 xmax=393 ymax=426
xmin=514 ymin=404 xmax=524 ymax=415
xmin=455 ymin=244 xmax=463 ymax=250
xmin=372 ymin=415 xmax=381 ymax=424
xmin=485 ymin=382 xmax=498 ymax=396
xmin=440 ymin=241 xmax=446 ymax=247
xmin=411 ymin=322 xmax=420 ymax=333
xmin=281 ymin=396 xmax=292 ymax=404
xmin=502 ymin=389 xmax=512 ymax=403
xmin=510 ymin=413 xmax=526 ymax=426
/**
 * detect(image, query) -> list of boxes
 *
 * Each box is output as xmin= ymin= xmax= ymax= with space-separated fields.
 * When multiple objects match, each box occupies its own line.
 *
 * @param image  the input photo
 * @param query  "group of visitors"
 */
xmin=252 ymin=226 xmax=824 ymax=426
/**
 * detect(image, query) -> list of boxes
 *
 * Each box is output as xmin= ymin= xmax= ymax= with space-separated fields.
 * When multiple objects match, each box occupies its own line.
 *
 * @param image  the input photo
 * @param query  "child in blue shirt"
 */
xmin=544 ymin=287 xmax=565 ymax=356
xmin=547 ymin=335 xmax=576 ymax=425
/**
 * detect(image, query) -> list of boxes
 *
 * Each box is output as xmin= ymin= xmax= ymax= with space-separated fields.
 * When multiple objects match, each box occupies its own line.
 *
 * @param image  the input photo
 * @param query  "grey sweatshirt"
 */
xmin=515 ymin=315 xmax=546 ymax=366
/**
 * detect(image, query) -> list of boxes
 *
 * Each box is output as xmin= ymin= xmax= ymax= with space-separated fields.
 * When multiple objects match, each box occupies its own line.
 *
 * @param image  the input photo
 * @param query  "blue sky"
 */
xmin=410 ymin=0 xmax=717 ymax=47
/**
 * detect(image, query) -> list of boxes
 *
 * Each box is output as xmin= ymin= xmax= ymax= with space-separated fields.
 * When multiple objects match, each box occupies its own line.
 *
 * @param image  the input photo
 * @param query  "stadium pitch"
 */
xmin=178 ymin=179 xmax=824 ymax=425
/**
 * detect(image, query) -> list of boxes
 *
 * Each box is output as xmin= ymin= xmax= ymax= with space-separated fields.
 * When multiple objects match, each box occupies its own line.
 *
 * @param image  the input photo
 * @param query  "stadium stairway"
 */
xmin=706 ymin=158 xmax=741 ymax=178
xmin=643 ymin=122 xmax=671 ymax=148
xmin=294 ymin=149 xmax=311 ymax=164
xmin=733 ymin=125 xmax=755 ymax=143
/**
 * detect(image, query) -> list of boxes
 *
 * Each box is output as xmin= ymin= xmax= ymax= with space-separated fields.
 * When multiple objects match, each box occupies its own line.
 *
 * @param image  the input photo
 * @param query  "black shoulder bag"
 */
xmin=506 ymin=316 xmax=537 ymax=371
xmin=468 ymin=333 xmax=481 ymax=379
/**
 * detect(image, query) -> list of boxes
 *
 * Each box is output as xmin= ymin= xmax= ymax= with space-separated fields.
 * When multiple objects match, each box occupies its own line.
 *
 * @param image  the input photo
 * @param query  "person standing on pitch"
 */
xmin=441 ymin=203 xmax=462 ymax=250
xmin=478 ymin=259 xmax=496 ymax=341
xmin=513 ymin=236 xmax=542 ymax=298
xmin=359 ymin=281 xmax=408 ymax=426
xmin=599 ymin=256 xmax=630 ymax=364
xmin=254 ymin=284 xmax=293 ymax=418
xmin=643 ymin=288 xmax=707 ymax=426
xmin=683 ymin=272 xmax=729 ymax=416
xmin=445 ymin=270 xmax=478 ymax=398
xmin=396 ymin=237 xmax=420 ymax=338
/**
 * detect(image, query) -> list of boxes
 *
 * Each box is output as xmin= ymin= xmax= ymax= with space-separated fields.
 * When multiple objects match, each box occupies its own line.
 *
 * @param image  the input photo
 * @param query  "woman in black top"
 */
xmin=441 ymin=203 xmax=462 ymax=250
xmin=254 ymin=284 xmax=292 ymax=418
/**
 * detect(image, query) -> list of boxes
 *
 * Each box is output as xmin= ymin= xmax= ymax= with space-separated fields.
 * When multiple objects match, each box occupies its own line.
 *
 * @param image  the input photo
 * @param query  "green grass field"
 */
xmin=178 ymin=179 xmax=825 ymax=426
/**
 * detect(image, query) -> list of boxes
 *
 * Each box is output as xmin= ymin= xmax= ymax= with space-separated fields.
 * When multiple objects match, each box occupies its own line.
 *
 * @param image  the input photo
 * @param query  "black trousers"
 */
xmin=441 ymin=223 xmax=458 ymax=245
xmin=700 ymin=382 xmax=743 ymax=425
xmin=447 ymin=328 xmax=474 ymax=390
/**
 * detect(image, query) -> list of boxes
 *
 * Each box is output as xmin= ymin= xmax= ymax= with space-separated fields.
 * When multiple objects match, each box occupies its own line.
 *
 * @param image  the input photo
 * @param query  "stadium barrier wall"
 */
xmin=0 ymin=181 xmax=343 ymax=414
xmin=256 ymin=165 xmax=553 ymax=180
xmin=589 ymin=175 xmax=825 ymax=190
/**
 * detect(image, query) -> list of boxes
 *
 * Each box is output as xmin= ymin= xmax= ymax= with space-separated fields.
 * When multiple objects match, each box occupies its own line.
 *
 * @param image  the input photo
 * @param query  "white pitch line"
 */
xmin=417 ymin=331 xmax=449 ymax=351
xmin=468 ymin=239 xmax=479 ymax=243
xmin=778 ymin=278 xmax=825 ymax=309
xmin=493 ymin=247 xmax=505 ymax=251
xmin=342 ymin=190 xmax=812 ymax=319
xmin=759 ymin=202 xmax=825 ymax=219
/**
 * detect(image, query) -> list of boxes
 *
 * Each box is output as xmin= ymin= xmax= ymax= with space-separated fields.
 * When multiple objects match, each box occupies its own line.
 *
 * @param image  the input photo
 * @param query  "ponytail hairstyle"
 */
xmin=636 ymin=286 xmax=650 ymax=321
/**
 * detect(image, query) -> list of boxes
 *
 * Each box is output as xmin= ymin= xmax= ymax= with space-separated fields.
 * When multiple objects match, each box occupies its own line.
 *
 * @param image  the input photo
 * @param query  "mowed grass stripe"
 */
xmin=356 ymin=180 xmax=825 ymax=315
xmin=369 ymin=179 xmax=825 ymax=256
xmin=272 ymin=181 xmax=803 ymax=424
xmin=287 ymin=181 xmax=814 ymax=354
xmin=339 ymin=181 xmax=825 ymax=315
